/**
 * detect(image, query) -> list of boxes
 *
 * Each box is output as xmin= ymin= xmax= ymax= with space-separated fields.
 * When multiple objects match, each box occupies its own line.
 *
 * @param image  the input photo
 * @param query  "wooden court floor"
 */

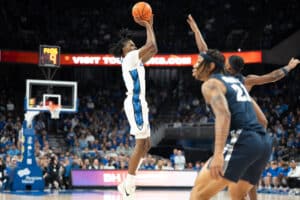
xmin=0 ymin=189 xmax=299 ymax=200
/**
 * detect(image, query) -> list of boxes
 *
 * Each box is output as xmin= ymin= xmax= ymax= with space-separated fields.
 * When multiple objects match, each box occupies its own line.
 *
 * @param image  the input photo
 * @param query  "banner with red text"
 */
xmin=0 ymin=50 xmax=262 ymax=67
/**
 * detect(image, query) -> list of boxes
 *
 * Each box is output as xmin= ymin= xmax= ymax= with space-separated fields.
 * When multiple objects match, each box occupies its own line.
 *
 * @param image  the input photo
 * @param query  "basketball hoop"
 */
xmin=47 ymin=103 xmax=61 ymax=119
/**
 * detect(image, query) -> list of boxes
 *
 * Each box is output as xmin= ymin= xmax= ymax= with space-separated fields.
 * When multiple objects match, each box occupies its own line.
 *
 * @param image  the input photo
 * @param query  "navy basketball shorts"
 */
xmin=222 ymin=129 xmax=272 ymax=185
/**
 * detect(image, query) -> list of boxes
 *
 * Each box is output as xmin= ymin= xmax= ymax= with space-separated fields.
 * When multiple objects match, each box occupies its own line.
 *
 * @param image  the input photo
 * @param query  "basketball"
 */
xmin=132 ymin=2 xmax=152 ymax=21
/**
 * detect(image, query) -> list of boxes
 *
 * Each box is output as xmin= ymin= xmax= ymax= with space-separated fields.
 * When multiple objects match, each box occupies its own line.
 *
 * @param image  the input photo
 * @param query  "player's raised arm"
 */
xmin=134 ymin=15 xmax=158 ymax=64
xmin=244 ymin=58 xmax=300 ymax=90
xmin=187 ymin=14 xmax=208 ymax=52
xmin=201 ymin=79 xmax=230 ymax=179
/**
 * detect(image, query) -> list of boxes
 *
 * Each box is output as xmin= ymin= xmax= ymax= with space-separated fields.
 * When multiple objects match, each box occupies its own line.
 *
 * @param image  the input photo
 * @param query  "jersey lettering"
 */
xmin=221 ymin=76 xmax=240 ymax=84
xmin=231 ymin=84 xmax=251 ymax=102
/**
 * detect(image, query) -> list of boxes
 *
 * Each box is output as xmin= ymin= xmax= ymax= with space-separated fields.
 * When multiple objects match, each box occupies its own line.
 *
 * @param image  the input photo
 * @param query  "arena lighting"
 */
xmin=0 ymin=50 xmax=262 ymax=66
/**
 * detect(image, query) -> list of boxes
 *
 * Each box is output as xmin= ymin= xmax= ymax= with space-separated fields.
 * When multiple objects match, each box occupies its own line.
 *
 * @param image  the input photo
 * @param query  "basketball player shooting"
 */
xmin=109 ymin=3 xmax=157 ymax=199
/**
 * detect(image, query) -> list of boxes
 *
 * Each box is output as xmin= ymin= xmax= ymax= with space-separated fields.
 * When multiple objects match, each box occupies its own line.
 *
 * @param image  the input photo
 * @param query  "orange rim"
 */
xmin=47 ymin=104 xmax=61 ymax=112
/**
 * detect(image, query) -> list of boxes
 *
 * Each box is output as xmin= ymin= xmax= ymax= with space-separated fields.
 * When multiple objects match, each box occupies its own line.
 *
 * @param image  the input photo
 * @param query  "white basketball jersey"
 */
xmin=122 ymin=50 xmax=150 ymax=137
xmin=122 ymin=50 xmax=146 ymax=101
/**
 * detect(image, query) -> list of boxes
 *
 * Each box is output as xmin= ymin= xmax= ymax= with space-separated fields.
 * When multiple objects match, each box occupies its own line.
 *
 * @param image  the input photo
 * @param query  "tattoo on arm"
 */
xmin=210 ymin=94 xmax=228 ymax=113
xmin=204 ymin=83 xmax=229 ymax=114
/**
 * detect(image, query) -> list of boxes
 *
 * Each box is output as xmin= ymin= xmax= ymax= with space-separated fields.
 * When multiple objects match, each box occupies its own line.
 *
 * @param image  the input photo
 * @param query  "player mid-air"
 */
xmin=109 ymin=3 xmax=157 ymax=200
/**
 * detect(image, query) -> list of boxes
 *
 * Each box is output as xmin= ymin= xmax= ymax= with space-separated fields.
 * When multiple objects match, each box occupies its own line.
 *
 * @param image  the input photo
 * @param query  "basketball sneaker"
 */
xmin=118 ymin=181 xmax=136 ymax=200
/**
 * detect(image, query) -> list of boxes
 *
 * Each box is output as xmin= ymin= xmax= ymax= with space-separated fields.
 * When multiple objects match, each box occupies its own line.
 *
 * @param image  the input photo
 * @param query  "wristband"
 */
xmin=281 ymin=67 xmax=288 ymax=76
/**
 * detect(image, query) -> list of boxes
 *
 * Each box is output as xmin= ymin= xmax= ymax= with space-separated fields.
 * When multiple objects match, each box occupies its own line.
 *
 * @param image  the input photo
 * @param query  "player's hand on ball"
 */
xmin=134 ymin=17 xmax=150 ymax=27
xmin=148 ymin=14 xmax=153 ymax=27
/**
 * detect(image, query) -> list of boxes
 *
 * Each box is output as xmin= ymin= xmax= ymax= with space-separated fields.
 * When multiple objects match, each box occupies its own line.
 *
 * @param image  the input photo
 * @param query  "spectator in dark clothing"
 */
xmin=0 ymin=157 xmax=7 ymax=189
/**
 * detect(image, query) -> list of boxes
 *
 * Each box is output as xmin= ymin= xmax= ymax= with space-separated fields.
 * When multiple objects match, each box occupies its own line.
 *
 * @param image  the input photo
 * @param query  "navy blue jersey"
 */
xmin=224 ymin=72 xmax=245 ymax=84
xmin=210 ymin=73 xmax=264 ymax=133
xmin=234 ymin=73 xmax=245 ymax=84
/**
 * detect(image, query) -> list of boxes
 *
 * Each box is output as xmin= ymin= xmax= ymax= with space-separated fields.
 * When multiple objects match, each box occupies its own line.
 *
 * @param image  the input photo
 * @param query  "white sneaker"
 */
xmin=118 ymin=181 xmax=136 ymax=200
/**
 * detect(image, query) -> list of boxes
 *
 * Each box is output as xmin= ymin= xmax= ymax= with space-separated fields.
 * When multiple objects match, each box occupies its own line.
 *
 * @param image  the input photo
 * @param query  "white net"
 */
xmin=48 ymin=105 xmax=61 ymax=119
xmin=24 ymin=111 xmax=40 ymax=128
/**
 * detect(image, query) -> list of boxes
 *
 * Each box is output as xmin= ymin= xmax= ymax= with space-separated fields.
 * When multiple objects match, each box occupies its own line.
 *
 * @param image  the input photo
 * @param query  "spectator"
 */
xmin=46 ymin=155 xmax=61 ymax=189
xmin=78 ymin=134 xmax=88 ymax=149
xmin=6 ymin=144 xmax=20 ymax=157
xmin=174 ymin=150 xmax=186 ymax=170
xmin=193 ymin=161 xmax=202 ymax=171
xmin=162 ymin=160 xmax=174 ymax=171
xmin=287 ymin=160 xmax=300 ymax=194
xmin=5 ymin=156 xmax=18 ymax=190
xmin=0 ymin=157 xmax=7 ymax=189
xmin=169 ymin=148 xmax=178 ymax=167
xmin=278 ymin=161 xmax=291 ymax=191
xmin=265 ymin=161 xmax=280 ymax=190
xmin=61 ymin=157 xmax=72 ymax=189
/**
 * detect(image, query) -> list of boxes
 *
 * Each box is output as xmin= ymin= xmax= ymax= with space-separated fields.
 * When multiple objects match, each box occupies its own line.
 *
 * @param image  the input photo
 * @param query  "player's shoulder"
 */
xmin=210 ymin=73 xmax=238 ymax=82
xmin=220 ymin=75 xmax=240 ymax=83
xmin=208 ymin=73 xmax=238 ymax=86
xmin=201 ymin=78 xmax=224 ymax=93
xmin=124 ymin=50 xmax=139 ymax=60
xmin=122 ymin=50 xmax=140 ymax=68
xmin=234 ymin=73 xmax=245 ymax=83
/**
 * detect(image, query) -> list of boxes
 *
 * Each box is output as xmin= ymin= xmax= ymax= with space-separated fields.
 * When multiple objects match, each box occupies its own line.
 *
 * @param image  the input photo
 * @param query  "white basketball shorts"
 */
xmin=124 ymin=97 xmax=150 ymax=139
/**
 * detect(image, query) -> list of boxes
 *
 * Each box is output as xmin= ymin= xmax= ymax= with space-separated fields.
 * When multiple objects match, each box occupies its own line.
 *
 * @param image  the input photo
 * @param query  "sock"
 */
xmin=126 ymin=174 xmax=136 ymax=187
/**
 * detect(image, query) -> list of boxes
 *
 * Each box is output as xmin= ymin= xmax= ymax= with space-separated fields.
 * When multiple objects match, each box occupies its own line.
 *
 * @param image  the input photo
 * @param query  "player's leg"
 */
xmin=118 ymin=136 xmax=150 ymax=198
xmin=264 ymin=175 xmax=271 ymax=189
xmin=190 ymin=129 xmax=259 ymax=200
xmin=127 ymin=136 xmax=151 ymax=175
xmin=272 ymin=176 xmax=280 ymax=190
xmin=228 ymin=180 xmax=253 ymax=200
xmin=224 ymin=130 xmax=271 ymax=200
xmin=127 ymin=103 xmax=151 ymax=175
xmin=190 ymin=159 xmax=230 ymax=200
xmin=248 ymin=186 xmax=257 ymax=200
xmin=118 ymin=99 xmax=151 ymax=199
xmin=241 ymin=132 xmax=272 ymax=200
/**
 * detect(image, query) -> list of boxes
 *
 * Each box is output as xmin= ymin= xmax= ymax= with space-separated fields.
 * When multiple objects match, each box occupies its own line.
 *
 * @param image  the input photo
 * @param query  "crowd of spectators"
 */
xmin=259 ymin=160 xmax=300 ymax=194
xmin=0 ymin=0 xmax=299 ymax=53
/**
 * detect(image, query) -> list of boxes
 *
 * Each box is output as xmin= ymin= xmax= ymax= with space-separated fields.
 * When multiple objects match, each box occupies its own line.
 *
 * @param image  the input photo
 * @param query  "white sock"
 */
xmin=126 ymin=174 xmax=136 ymax=187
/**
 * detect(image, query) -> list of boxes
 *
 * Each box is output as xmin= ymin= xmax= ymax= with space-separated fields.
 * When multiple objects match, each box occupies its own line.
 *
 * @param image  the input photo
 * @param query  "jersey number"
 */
xmin=231 ymin=84 xmax=251 ymax=102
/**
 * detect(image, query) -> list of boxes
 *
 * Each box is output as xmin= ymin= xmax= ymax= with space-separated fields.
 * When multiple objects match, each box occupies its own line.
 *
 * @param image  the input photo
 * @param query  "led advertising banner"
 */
xmin=0 ymin=50 xmax=262 ymax=66
xmin=71 ymin=170 xmax=198 ymax=187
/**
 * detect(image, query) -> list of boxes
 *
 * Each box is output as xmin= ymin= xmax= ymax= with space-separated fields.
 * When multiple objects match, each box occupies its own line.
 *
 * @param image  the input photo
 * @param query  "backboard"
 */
xmin=25 ymin=79 xmax=77 ymax=113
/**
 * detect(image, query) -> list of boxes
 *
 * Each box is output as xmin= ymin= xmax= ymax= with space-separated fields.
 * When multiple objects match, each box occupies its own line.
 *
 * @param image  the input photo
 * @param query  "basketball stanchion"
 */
xmin=12 ymin=78 xmax=77 ymax=191
xmin=12 ymin=108 xmax=45 ymax=191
